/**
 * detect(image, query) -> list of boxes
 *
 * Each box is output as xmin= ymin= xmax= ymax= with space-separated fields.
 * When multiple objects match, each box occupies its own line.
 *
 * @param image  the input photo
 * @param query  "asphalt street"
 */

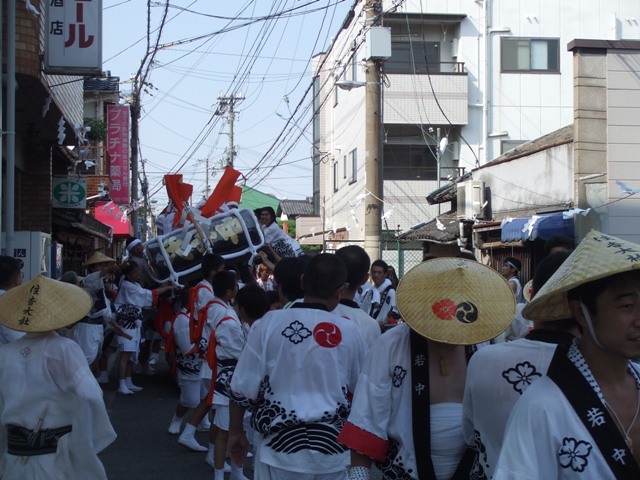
xmin=99 ymin=357 xmax=254 ymax=479
xmin=98 ymin=354 xmax=381 ymax=480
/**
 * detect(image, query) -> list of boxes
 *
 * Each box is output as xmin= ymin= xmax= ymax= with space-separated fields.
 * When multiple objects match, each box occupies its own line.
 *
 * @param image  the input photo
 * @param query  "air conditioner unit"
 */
xmin=457 ymin=180 xmax=485 ymax=220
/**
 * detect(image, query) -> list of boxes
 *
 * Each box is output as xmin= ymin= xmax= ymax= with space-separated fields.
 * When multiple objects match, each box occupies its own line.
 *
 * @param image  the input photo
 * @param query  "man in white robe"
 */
xmin=228 ymin=253 xmax=367 ymax=479
xmin=463 ymin=251 xmax=577 ymax=478
xmin=0 ymin=276 xmax=116 ymax=480
xmin=76 ymin=252 xmax=117 ymax=369
xmin=333 ymin=245 xmax=381 ymax=349
xmin=338 ymin=258 xmax=515 ymax=480
xmin=369 ymin=260 xmax=397 ymax=326
xmin=259 ymin=207 xmax=302 ymax=258
xmin=178 ymin=253 xmax=226 ymax=453
xmin=494 ymin=231 xmax=640 ymax=479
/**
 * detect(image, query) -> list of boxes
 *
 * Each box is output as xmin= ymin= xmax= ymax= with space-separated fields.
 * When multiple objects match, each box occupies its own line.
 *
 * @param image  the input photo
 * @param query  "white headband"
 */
xmin=126 ymin=239 xmax=142 ymax=252
xmin=506 ymin=261 xmax=520 ymax=272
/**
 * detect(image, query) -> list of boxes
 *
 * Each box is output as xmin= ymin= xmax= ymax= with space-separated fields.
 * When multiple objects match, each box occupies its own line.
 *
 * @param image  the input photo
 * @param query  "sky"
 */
xmin=102 ymin=0 xmax=353 ymax=211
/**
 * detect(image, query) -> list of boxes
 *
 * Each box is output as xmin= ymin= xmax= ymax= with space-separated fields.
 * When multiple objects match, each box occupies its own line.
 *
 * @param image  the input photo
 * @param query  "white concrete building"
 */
xmin=310 ymin=0 xmax=640 ymax=254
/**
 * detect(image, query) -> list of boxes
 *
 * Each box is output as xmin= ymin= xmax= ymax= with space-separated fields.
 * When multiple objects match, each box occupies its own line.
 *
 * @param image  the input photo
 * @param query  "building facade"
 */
xmin=311 ymin=0 xmax=640 ymax=256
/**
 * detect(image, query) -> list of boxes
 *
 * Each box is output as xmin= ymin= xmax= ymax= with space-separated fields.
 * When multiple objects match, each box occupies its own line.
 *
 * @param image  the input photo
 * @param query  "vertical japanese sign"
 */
xmin=44 ymin=0 xmax=103 ymax=75
xmin=107 ymin=105 xmax=131 ymax=205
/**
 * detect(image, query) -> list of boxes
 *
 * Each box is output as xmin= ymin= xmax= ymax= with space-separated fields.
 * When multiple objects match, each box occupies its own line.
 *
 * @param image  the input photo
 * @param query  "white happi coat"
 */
xmin=494 ymin=344 xmax=640 ymax=480
xmin=339 ymin=323 xmax=468 ymax=480
xmin=230 ymin=303 xmax=366 ymax=475
xmin=173 ymin=309 xmax=202 ymax=381
xmin=0 ymin=332 xmax=116 ymax=479
xmin=463 ymin=334 xmax=567 ymax=478
xmin=114 ymin=279 xmax=156 ymax=354
xmin=333 ymin=299 xmax=380 ymax=349
xmin=199 ymin=295 xmax=233 ymax=381
xmin=73 ymin=272 xmax=114 ymax=365
xmin=355 ymin=282 xmax=379 ymax=316
xmin=211 ymin=305 xmax=245 ymax=407
xmin=261 ymin=222 xmax=302 ymax=257
xmin=371 ymin=278 xmax=397 ymax=323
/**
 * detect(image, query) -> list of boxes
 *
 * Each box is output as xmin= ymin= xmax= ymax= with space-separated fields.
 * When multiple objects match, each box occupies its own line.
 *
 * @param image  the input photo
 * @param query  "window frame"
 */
xmin=386 ymin=41 xmax=440 ymax=74
xmin=501 ymin=37 xmax=560 ymax=73
xmin=349 ymin=148 xmax=357 ymax=184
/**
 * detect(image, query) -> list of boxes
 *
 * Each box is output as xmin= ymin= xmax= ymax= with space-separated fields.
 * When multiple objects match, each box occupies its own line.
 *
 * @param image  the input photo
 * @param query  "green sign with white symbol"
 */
xmin=52 ymin=177 xmax=87 ymax=208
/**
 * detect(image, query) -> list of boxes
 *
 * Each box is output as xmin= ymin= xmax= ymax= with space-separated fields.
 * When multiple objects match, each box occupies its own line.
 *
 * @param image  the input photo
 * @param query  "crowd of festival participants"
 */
xmin=0 ymin=202 xmax=638 ymax=479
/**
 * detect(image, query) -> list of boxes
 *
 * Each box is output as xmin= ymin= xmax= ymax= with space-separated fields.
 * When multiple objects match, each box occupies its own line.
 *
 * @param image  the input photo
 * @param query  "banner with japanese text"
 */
xmin=107 ymin=105 xmax=130 ymax=205
xmin=45 ymin=0 xmax=103 ymax=74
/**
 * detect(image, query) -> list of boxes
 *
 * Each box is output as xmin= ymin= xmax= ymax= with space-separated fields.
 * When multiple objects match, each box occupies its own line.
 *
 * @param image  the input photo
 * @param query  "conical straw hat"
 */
xmin=523 ymin=230 xmax=640 ymax=321
xmin=82 ymin=251 xmax=116 ymax=268
xmin=396 ymin=258 xmax=515 ymax=345
xmin=0 ymin=275 xmax=92 ymax=332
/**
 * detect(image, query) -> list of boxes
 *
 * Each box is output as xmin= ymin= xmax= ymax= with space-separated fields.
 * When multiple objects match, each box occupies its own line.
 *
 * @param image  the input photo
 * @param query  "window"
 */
xmin=333 ymin=162 xmax=339 ymax=192
xmin=501 ymin=38 xmax=559 ymax=72
xmin=386 ymin=41 xmax=440 ymax=74
xmin=501 ymin=140 xmax=527 ymax=154
xmin=383 ymin=145 xmax=436 ymax=181
xmin=334 ymin=75 xmax=339 ymax=106
xmin=349 ymin=149 xmax=357 ymax=184
xmin=343 ymin=154 xmax=347 ymax=179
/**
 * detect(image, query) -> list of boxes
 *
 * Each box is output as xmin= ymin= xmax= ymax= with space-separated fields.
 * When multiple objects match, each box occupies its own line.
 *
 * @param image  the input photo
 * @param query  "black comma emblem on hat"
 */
xmin=456 ymin=302 xmax=478 ymax=324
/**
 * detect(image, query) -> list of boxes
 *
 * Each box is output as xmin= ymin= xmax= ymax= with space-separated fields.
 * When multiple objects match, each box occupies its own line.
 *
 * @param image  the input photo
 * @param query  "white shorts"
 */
xmin=213 ymin=405 xmax=230 ymax=431
xmin=117 ymin=326 xmax=140 ymax=354
xmin=72 ymin=323 xmax=104 ymax=365
xmin=178 ymin=375 xmax=207 ymax=408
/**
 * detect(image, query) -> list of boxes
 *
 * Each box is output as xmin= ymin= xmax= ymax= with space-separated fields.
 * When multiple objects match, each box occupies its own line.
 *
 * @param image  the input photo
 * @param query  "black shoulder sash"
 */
xmin=410 ymin=329 xmax=437 ymax=479
xmin=547 ymin=347 xmax=640 ymax=479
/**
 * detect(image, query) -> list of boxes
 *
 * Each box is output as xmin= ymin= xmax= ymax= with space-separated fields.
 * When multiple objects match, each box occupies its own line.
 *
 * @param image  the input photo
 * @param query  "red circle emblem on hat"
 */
xmin=432 ymin=299 xmax=457 ymax=320
xmin=313 ymin=322 xmax=343 ymax=348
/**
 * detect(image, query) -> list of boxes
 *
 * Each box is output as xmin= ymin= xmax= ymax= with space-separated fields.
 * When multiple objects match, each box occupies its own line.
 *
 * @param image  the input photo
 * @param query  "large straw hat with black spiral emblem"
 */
xmin=396 ymin=258 xmax=515 ymax=345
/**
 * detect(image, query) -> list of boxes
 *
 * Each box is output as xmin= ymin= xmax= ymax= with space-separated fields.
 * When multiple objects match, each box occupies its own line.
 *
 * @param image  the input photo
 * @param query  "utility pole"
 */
xmin=322 ymin=195 xmax=326 ymax=253
xmin=204 ymin=157 xmax=210 ymax=197
xmin=436 ymin=127 xmax=441 ymax=215
xmin=215 ymin=94 xmax=245 ymax=167
xmin=140 ymin=158 xmax=150 ymax=242
xmin=130 ymin=98 xmax=140 ymax=238
xmin=363 ymin=0 xmax=383 ymax=262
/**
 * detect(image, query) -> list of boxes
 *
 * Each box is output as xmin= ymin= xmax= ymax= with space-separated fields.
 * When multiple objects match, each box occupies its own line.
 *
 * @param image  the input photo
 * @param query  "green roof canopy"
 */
xmin=239 ymin=186 xmax=280 ymax=215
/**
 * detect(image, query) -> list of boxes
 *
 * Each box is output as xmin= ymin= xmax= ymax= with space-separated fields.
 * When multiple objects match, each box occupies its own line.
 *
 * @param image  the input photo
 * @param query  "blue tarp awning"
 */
xmin=501 ymin=212 xmax=574 ymax=242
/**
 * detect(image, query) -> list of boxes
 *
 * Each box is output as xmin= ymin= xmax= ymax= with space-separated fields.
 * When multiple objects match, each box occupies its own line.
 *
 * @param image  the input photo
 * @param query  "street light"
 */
xmin=335 ymin=80 xmax=367 ymax=91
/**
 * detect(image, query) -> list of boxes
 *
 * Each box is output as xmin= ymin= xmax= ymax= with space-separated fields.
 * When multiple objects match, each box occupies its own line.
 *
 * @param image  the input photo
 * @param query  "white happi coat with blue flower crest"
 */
xmin=463 ymin=335 xmax=563 ymax=478
xmin=493 ymin=344 xmax=640 ymax=479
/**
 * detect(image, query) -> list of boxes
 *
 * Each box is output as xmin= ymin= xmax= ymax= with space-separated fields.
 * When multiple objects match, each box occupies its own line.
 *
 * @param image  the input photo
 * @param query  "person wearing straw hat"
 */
xmin=494 ymin=230 xmax=640 ymax=479
xmin=462 ymin=251 xmax=579 ymax=479
xmin=338 ymin=258 xmax=515 ymax=480
xmin=73 ymin=252 xmax=118 ymax=376
xmin=0 ymin=256 xmax=25 ymax=347
xmin=0 ymin=275 xmax=116 ymax=479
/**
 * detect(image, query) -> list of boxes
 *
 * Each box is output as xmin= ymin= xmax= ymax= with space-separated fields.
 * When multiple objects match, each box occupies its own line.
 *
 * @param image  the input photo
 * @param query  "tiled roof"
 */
xmin=279 ymin=199 xmax=314 ymax=217
xmin=84 ymin=77 xmax=120 ymax=92
xmin=397 ymin=210 xmax=459 ymax=244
